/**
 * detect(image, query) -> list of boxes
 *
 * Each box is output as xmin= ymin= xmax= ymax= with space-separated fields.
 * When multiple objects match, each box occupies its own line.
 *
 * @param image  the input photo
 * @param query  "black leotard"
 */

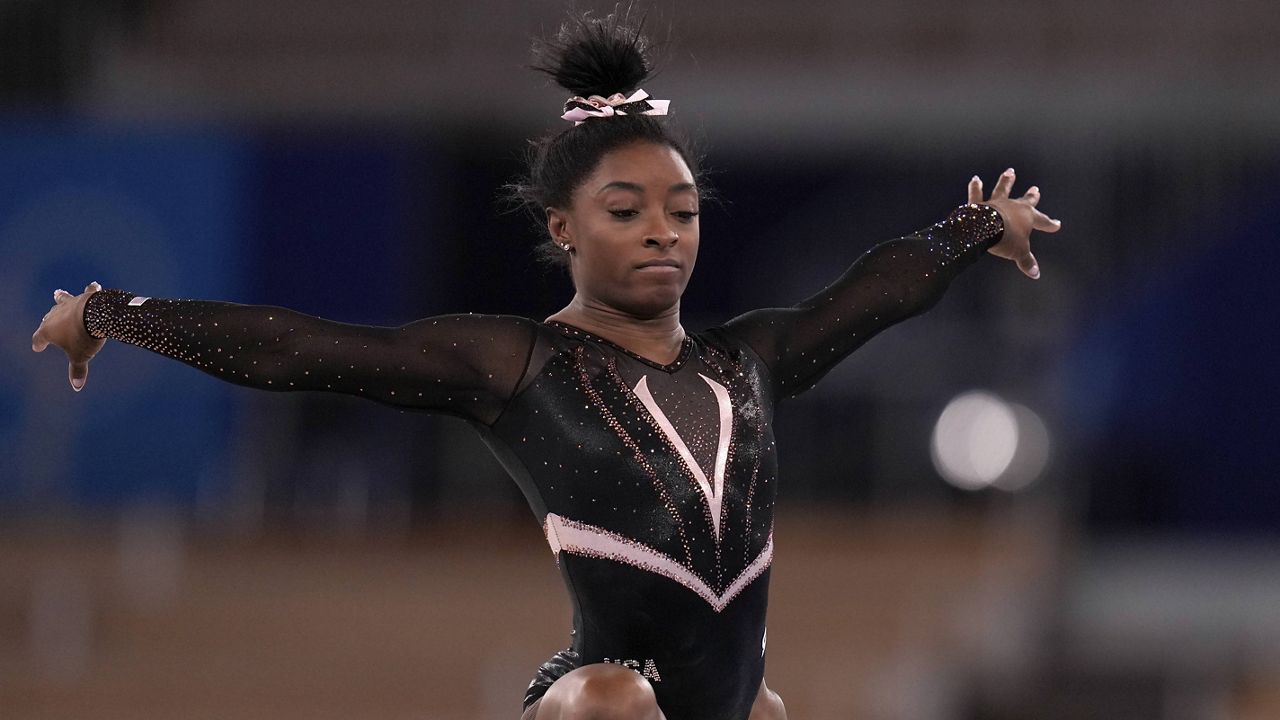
xmin=82 ymin=203 xmax=1002 ymax=720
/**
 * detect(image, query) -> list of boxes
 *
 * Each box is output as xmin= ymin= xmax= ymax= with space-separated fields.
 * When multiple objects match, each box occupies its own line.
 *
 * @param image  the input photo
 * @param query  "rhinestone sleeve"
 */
xmin=81 ymin=290 xmax=538 ymax=425
xmin=716 ymin=203 xmax=1004 ymax=399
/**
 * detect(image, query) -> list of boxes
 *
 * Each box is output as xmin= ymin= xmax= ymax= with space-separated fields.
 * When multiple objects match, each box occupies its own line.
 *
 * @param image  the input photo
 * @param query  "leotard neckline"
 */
xmin=544 ymin=320 xmax=693 ymax=373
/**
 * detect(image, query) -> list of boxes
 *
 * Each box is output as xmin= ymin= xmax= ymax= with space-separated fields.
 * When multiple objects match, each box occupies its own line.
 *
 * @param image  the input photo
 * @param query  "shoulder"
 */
xmin=404 ymin=313 xmax=543 ymax=345
xmin=411 ymin=313 xmax=538 ymax=329
xmin=694 ymin=326 xmax=771 ymax=374
xmin=692 ymin=326 xmax=780 ymax=409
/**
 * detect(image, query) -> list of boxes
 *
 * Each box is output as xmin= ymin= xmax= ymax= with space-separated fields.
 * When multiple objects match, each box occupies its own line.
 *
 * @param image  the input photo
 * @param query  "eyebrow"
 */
xmin=595 ymin=181 xmax=699 ymax=195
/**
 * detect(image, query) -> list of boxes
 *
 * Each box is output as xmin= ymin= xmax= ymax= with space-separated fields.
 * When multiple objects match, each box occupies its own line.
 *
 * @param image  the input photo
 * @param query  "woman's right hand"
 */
xmin=32 ymin=281 xmax=106 ymax=392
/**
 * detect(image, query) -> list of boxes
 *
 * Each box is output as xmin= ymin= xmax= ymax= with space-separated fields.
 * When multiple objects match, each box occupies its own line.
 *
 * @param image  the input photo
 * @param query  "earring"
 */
xmin=560 ymin=243 xmax=572 ymax=252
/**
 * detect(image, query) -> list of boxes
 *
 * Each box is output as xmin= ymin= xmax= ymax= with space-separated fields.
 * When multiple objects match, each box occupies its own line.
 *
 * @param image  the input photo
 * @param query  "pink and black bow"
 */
xmin=561 ymin=89 xmax=670 ymax=125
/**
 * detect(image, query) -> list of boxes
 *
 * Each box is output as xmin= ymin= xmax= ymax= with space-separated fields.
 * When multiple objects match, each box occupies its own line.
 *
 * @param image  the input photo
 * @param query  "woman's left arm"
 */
xmin=717 ymin=168 xmax=1061 ymax=398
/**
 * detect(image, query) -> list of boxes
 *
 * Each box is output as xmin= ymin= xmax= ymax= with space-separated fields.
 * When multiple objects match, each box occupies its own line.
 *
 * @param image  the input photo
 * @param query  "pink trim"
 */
xmin=701 ymin=372 xmax=734 ymax=536
xmin=632 ymin=374 xmax=732 ymax=541
xmin=543 ymin=513 xmax=772 ymax=613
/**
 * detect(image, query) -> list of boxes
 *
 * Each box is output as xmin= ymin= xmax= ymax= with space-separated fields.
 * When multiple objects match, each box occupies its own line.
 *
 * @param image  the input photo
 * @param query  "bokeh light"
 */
xmin=931 ymin=391 xmax=1049 ymax=492
xmin=994 ymin=403 xmax=1051 ymax=492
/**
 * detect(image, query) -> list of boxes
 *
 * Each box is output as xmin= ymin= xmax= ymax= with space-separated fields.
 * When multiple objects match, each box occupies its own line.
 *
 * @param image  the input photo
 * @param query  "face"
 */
xmin=547 ymin=141 xmax=700 ymax=320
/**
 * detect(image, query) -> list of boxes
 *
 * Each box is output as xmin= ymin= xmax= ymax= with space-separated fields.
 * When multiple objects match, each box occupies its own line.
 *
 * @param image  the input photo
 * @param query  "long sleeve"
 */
xmin=715 ymin=202 xmax=1003 ymax=399
xmin=82 ymin=290 xmax=538 ymax=426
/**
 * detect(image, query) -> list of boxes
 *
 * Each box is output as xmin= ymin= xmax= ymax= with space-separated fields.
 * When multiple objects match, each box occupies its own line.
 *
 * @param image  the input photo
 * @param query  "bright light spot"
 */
xmin=994 ymin=403 xmax=1051 ymax=491
xmin=931 ymin=391 xmax=1019 ymax=490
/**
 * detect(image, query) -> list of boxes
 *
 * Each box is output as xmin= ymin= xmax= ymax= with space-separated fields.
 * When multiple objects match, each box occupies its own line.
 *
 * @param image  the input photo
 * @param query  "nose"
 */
xmin=643 ymin=220 xmax=679 ymax=248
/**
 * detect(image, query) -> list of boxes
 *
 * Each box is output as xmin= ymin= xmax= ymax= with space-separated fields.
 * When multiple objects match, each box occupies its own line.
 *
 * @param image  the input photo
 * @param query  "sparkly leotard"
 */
xmin=83 ymin=204 xmax=1002 ymax=720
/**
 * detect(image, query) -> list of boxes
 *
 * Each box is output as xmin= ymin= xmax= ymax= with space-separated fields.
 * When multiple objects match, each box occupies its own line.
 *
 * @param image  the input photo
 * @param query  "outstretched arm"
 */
xmin=717 ymin=169 xmax=1061 ymax=399
xmin=32 ymin=286 xmax=537 ymax=426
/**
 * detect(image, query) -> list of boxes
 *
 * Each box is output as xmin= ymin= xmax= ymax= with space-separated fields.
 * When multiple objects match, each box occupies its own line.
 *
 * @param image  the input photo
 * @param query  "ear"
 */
xmin=545 ymin=207 xmax=570 ymax=244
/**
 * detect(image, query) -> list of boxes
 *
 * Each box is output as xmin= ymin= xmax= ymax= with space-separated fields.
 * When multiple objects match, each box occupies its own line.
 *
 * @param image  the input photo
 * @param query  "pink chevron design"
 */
xmin=544 ymin=513 xmax=773 ymax=612
xmin=631 ymin=373 xmax=733 ymax=542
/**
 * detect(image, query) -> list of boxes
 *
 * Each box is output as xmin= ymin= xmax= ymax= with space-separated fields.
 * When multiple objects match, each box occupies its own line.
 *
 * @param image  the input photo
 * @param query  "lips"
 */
xmin=635 ymin=259 xmax=681 ymax=269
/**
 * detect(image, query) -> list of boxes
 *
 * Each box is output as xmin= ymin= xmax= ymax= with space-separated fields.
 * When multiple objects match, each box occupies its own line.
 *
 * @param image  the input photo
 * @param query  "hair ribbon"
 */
xmin=561 ymin=89 xmax=670 ymax=125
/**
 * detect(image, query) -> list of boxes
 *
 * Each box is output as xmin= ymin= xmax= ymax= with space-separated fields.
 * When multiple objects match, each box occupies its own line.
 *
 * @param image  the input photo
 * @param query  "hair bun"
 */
xmin=532 ymin=7 xmax=654 ymax=99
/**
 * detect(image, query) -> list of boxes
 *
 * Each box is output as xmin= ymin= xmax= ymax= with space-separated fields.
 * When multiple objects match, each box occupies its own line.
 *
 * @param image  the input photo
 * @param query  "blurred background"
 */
xmin=2 ymin=0 xmax=1278 ymax=718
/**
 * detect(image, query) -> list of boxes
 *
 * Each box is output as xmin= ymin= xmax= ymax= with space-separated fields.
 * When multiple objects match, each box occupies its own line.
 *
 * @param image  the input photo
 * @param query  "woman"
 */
xmin=31 ymin=10 xmax=1060 ymax=720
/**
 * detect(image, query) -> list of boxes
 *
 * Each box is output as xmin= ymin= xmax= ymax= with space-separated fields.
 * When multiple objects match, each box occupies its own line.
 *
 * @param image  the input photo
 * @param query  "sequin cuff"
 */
xmin=82 ymin=289 xmax=139 ymax=340
xmin=943 ymin=203 xmax=1004 ymax=251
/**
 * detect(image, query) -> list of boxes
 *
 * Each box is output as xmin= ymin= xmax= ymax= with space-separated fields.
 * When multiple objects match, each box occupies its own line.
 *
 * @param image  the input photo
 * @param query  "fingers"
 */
xmin=69 ymin=360 xmax=89 ymax=392
xmin=1017 ymin=251 xmax=1040 ymax=280
xmin=985 ymin=174 xmax=1056 ymax=281
xmin=979 ymin=173 xmax=1063 ymax=236
xmin=32 ymin=327 xmax=49 ymax=352
xmin=1014 ymin=181 xmax=1063 ymax=232
xmin=967 ymin=176 xmax=983 ymax=205
xmin=1032 ymin=210 xmax=1063 ymax=233
xmin=991 ymin=168 xmax=1015 ymax=200
xmin=85 ymin=281 xmax=101 ymax=294
xmin=54 ymin=288 xmax=74 ymax=304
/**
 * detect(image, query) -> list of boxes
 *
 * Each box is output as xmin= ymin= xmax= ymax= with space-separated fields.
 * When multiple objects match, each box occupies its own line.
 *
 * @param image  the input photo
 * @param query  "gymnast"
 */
xmin=32 ymin=9 xmax=1060 ymax=719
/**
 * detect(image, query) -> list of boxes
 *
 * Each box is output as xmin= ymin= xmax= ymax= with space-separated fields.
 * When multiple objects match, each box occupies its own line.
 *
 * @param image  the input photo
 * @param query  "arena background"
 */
xmin=2 ymin=1 xmax=1278 ymax=718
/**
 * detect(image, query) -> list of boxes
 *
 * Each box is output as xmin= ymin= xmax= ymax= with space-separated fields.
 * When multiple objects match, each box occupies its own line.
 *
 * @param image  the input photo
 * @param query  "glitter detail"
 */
xmin=718 ymin=202 xmax=1004 ymax=398
xmin=544 ymin=513 xmax=772 ymax=613
xmin=81 ymin=289 xmax=537 ymax=426
xmin=575 ymin=348 xmax=694 ymax=567
xmin=547 ymin=320 xmax=692 ymax=372
xmin=701 ymin=338 xmax=769 ymax=570
xmin=632 ymin=373 xmax=732 ymax=542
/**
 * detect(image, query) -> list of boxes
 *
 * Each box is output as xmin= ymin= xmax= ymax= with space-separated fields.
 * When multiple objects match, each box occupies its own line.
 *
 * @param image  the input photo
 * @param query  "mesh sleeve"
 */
xmin=82 ymin=290 xmax=538 ymax=426
xmin=716 ymin=203 xmax=1004 ymax=399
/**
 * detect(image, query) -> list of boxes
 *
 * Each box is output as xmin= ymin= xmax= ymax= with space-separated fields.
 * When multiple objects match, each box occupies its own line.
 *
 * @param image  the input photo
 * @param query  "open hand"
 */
xmin=32 ymin=282 xmax=106 ymax=392
xmin=967 ymin=169 xmax=1062 ymax=279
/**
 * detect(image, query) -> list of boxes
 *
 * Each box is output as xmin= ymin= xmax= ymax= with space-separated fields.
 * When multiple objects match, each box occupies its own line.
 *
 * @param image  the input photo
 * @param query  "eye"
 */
xmin=609 ymin=209 xmax=638 ymax=219
xmin=673 ymin=210 xmax=700 ymax=222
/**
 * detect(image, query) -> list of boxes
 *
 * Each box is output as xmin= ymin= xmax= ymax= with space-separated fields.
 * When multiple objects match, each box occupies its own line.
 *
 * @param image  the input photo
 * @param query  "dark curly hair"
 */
xmin=506 ymin=4 xmax=704 ymax=270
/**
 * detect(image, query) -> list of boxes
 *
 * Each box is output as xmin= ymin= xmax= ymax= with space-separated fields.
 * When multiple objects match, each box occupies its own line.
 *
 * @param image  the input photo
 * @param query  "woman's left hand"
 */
xmin=968 ymin=168 xmax=1062 ymax=279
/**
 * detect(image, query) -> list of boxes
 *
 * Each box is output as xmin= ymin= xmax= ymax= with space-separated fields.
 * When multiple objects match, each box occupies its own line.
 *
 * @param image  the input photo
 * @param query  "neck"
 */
xmin=547 ymin=296 xmax=685 ymax=356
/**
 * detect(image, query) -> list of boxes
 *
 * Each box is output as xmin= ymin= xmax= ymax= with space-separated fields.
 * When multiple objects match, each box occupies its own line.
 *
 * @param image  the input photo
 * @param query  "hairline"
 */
xmin=593 ymin=180 xmax=699 ymax=196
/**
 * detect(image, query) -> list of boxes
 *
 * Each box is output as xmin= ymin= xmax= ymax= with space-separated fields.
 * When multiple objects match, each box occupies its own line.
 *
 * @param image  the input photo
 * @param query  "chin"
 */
xmin=623 ymin=287 xmax=684 ymax=319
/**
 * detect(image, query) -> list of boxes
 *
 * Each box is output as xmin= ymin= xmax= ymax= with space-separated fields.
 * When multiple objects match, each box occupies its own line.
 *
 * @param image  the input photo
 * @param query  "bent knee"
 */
xmin=549 ymin=663 xmax=662 ymax=720
xmin=765 ymin=689 xmax=786 ymax=719
xmin=750 ymin=684 xmax=787 ymax=720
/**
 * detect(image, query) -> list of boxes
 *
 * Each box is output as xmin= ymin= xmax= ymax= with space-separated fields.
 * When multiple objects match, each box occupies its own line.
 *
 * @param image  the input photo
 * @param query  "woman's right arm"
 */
xmin=32 ymin=285 xmax=537 ymax=426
